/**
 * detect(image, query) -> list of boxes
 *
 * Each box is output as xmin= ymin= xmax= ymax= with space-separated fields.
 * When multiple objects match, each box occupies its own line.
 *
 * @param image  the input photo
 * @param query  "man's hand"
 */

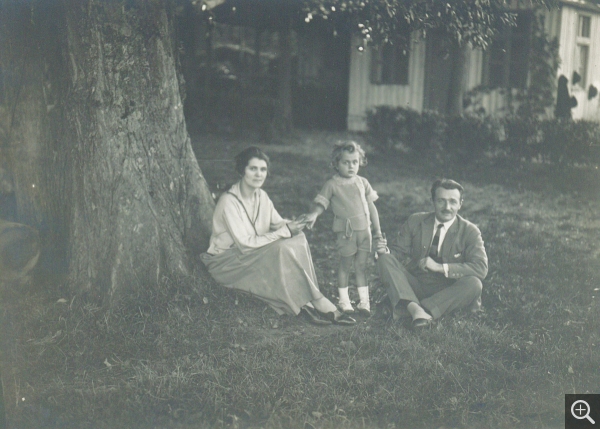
xmin=375 ymin=232 xmax=388 ymax=254
xmin=419 ymin=257 xmax=444 ymax=273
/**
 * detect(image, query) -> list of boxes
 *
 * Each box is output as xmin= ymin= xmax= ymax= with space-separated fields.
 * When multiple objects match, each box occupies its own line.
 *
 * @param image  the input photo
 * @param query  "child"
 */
xmin=303 ymin=141 xmax=382 ymax=316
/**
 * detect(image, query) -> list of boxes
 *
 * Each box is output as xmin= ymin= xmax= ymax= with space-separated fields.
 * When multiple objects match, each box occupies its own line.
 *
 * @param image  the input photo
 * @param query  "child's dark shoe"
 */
xmin=356 ymin=302 xmax=371 ymax=317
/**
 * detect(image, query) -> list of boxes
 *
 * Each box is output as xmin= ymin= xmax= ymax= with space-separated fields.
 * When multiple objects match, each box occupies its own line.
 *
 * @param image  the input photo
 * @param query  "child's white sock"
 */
xmin=357 ymin=286 xmax=370 ymax=308
xmin=338 ymin=287 xmax=350 ymax=303
xmin=338 ymin=287 xmax=354 ymax=312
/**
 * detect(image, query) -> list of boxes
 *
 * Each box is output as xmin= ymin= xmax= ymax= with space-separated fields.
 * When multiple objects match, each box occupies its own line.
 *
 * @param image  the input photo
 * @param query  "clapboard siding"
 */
xmin=347 ymin=35 xmax=426 ymax=131
xmin=558 ymin=4 xmax=600 ymax=120
xmin=347 ymin=3 xmax=599 ymax=130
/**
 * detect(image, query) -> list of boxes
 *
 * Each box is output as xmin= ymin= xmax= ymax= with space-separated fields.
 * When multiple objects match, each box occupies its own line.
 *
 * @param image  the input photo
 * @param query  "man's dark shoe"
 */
xmin=412 ymin=318 xmax=432 ymax=329
xmin=301 ymin=307 xmax=332 ymax=326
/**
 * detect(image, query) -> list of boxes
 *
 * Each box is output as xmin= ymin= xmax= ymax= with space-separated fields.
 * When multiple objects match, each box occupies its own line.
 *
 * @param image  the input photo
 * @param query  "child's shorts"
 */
xmin=336 ymin=229 xmax=372 ymax=257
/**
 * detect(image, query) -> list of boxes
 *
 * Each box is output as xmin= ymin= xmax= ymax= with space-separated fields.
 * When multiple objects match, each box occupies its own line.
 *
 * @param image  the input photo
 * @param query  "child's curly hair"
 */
xmin=330 ymin=140 xmax=367 ymax=170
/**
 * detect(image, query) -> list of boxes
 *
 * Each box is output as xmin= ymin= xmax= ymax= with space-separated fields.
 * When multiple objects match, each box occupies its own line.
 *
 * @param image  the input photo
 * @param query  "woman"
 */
xmin=201 ymin=147 xmax=355 ymax=326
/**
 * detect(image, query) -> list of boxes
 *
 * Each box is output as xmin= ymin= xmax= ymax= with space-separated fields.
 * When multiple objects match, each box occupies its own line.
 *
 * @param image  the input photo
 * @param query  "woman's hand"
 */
xmin=298 ymin=212 xmax=318 ymax=230
xmin=287 ymin=219 xmax=306 ymax=236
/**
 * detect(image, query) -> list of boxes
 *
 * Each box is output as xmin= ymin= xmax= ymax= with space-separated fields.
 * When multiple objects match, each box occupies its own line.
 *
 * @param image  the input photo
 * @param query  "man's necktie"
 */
xmin=429 ymin=224 xmax=444 ymax=262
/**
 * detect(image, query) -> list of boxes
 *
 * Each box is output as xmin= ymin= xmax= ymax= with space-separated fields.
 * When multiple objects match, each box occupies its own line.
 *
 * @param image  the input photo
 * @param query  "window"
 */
xmin=579 ymin=15 xmax=591 ymax=38
xmin=370 ymin=41 xmax=410 ymax=85
xmin=484 ymin=12 xmax=532 ymax=89
xmin=576 ymin=15 xmax=591 ymax=88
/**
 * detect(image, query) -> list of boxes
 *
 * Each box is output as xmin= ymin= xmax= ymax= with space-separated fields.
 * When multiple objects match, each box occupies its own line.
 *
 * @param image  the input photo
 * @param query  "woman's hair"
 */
xmin=330 ymin=140 xmax=367 ymax=170
xmin=234 ymin=146 xmax=270 ymax=176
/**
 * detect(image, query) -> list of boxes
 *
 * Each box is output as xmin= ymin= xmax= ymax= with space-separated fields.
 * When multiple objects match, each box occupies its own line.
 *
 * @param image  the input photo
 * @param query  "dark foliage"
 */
xmin=366 ymin=105 xmax=600 ymax=166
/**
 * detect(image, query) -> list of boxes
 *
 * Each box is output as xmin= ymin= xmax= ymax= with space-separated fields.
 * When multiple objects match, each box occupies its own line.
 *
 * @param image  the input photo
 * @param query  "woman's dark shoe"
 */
xmin=301 ymin=306 xmax=332 ymax=326
xmin=320 ymin=311 xmax=357 ymax=326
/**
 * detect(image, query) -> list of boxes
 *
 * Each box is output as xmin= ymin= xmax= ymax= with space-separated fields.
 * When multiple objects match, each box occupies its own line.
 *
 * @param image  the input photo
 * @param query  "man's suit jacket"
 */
xmin=389 ymin=212 xmax=488 ymax=281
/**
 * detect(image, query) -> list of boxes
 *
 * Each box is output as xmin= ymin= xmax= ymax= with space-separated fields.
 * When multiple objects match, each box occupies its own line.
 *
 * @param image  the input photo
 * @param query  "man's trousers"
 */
xmin=377 ymin=254 xmax=482 ymax=320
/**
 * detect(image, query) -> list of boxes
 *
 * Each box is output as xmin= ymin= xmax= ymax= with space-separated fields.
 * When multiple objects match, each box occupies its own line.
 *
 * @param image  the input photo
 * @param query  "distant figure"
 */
xmin=303 ymin=141 xmax=382 ymax=316
xmin=555 ymin=75 xmax=578 ymax=119
xmin=200 ymin=147 xmax=355 ymax=326
xmin=588 ymin=84 xmax=598 ymax=101
xmin=376 ymin=179 xmax=488 ymax=330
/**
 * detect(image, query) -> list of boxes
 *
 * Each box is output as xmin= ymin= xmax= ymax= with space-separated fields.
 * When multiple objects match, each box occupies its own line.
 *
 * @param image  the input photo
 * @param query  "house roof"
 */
xmin=560 ymin=0 xmax=600 ymax=13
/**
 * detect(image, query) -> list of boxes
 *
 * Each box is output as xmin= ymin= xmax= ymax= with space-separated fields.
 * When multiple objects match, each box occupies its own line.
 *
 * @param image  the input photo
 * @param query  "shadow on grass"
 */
xmin=2 ymin=132 xmax=599 ymax=428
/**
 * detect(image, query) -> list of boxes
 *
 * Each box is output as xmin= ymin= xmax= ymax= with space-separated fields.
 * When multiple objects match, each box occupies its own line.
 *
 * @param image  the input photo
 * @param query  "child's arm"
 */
xmin=368 ymin=200 xmax=382 ymax=239
xmin=302 ymin=203 xmax=325 ymax=229
xmin=303 ymin=181 xmax=333 ymax=229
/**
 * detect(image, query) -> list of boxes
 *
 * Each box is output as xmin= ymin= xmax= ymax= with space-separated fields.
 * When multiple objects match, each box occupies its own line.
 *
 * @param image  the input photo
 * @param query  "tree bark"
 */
xmin=0 ymin=0 xmax=214 ymax=307
xmin=273 ymin=20 xmax=293 ymax=135
xmin=446 ymin=43 xmax=469 ymax=116
xmin=0 ymin=220 xmax=40 ymax=282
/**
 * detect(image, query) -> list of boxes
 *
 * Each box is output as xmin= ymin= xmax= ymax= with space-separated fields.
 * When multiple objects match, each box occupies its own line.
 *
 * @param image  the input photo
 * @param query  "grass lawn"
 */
xmin=2 ymin=130 xmax=599 ymax=429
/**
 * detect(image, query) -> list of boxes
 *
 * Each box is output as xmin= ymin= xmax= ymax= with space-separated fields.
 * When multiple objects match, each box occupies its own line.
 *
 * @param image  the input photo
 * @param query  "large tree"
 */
xmin=0 ymin=0 xmax=214 ymax=307
xmin=303 ymin=0 xmax=557 ymax=115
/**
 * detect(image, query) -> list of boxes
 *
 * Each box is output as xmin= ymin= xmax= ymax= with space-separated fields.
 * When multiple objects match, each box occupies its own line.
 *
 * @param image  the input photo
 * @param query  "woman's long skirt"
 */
xmin=200 ymin=233 xmax=325 ymax=316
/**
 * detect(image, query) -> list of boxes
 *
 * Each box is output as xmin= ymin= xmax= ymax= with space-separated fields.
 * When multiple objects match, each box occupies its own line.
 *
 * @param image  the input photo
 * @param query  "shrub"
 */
xmin=366 ymin=105 xmax=600 ymax=166
xmin=445 ymin=114 xmax=502 ymax=162
xmin=366 ymin=106 xmax=421 ymax=152
xmin=366 ymin=106 xmax=499 ymax=161
xmin=502 ymin=116 xmax=543 ymax=161
xmin=541 ymin=119 xmax=600 ymax=166
xmin=366 ymin=106 xmax=446 ymax=155
xmin=414 ymin=109 xmax=447 ymax=155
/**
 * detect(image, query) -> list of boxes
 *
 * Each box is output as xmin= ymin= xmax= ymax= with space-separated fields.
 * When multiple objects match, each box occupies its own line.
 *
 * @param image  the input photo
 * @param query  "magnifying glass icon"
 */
xmin=571 ymin=400 xmax=595 ymax=424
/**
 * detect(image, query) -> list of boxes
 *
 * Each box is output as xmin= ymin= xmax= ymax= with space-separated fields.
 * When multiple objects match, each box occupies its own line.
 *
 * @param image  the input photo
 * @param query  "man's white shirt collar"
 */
xmin=433 ymin=216 xmax=456 ymax=231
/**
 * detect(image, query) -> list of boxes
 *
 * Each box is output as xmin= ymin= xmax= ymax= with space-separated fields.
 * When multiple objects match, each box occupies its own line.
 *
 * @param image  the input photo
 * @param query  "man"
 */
xmin=376 ymin=179 xmax=487 ymax=329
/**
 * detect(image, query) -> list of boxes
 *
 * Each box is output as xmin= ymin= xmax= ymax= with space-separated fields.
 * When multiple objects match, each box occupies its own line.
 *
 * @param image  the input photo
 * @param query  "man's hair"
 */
xmin=431 ymin=179 xmax=464 ymax=201
xmin=234 ymin=146 xmax=270 ymax=176
xmin=330 ymin=140 xmax=367 ymax=170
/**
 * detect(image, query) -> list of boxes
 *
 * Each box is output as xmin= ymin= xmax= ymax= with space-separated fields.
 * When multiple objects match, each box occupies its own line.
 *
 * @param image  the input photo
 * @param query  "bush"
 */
xmin=414 ymin=109 xmax=447 ymax=155
xmin=445 ymin=114 xmax=502 ymax=162
xmin=502 ymin=116 xmax=543 ymax=161
xmin=366 ymin=105 xmax=600 ymax=166
xmin=541 ymin=119 xmax=600 ymax=166
xmin=366 ymin=106 xmax=420 ymax=152
xmin=366 ymin=106 xmax=499 ymax=162
xmin=366 ymin=106 xmax=446 ymax=155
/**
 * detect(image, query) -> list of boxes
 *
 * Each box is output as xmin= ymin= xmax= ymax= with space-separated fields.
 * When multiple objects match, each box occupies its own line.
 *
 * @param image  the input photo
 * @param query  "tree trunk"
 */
xmin=0 ymin=220 xmax=40 ymax=282
xmin=273 ymin=21 xmax=293 ymax=135
xmin=0 ymin=0 xmax=214 ymax=307
xmin=446 ymin=43 xmax=469 ymax=116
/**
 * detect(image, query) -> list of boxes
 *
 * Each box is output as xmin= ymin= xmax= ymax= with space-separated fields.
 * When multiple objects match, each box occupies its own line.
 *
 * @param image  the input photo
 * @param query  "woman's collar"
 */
xmin=229 ymin=181 xmax=260 ymax=200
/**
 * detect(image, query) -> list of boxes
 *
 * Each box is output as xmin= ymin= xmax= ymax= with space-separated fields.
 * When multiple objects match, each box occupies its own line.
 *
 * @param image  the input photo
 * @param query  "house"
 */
xmin=347 ymin=0 xmax=600 ymax=131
